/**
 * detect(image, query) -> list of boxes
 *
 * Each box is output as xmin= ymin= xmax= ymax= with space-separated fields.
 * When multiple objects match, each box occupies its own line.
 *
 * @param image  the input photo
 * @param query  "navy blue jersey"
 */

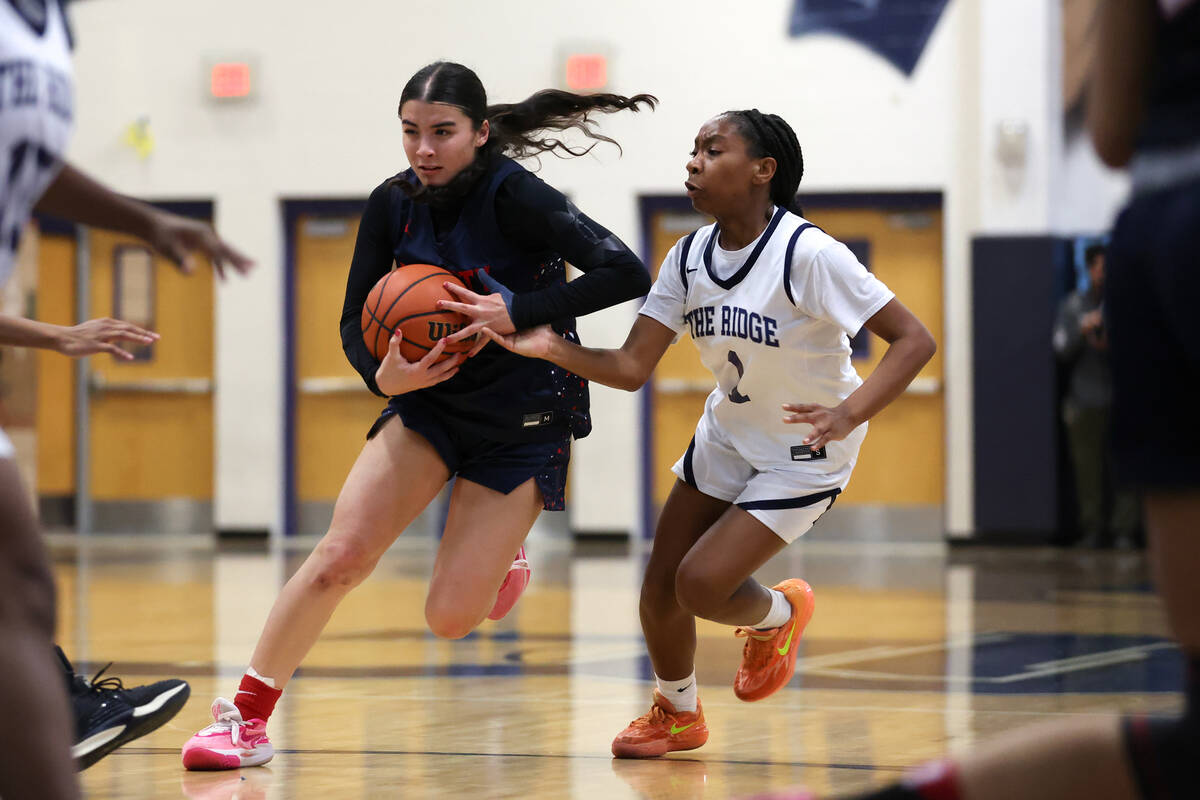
xmin=341 ymin=154 xmax=649 ymax=443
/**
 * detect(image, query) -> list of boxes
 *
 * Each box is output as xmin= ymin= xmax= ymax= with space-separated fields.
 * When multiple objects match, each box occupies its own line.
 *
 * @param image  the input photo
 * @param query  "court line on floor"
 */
xmin=288 ymin=689 xmax=1176 ymax=717
xmin=114 ymin=747 xmax=907 ymax=772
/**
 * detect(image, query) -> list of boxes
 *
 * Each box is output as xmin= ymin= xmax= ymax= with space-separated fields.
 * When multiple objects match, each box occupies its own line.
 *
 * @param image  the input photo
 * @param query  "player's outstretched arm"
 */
xmin=34 ymin=163 xmax=254 ymax=279
xmin=0 ymin=313 xmax=158 ymax=360
xmin=784 ymin=298 xmax=935 ymax=448
xmin=1086 ymin=0 xmax=1153 ymax=168
xmin=480 ymin=314 xmax=675 ymax=392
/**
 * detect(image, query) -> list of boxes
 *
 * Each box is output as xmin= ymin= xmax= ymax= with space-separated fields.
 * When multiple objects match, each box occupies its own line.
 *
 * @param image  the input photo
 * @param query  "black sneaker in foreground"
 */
xmin=57 ymin=646 xmax=191 ymax=770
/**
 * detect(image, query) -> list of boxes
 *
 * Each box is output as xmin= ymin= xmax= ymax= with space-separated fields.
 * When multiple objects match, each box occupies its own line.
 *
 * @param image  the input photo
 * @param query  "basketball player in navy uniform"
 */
xmin=479 ymin=109 xmax=935 ymax=757
xmin=181 ymin=61 xmax=653 ymax=770
xmin=0 ymin=1 xmax=253 ymax=797
xmin=735 ymin=2 xmax=1200 ymax=799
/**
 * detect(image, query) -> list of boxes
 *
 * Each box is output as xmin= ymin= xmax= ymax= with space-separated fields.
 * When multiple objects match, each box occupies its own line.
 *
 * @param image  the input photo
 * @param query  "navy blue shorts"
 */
xmin=367 ymin=401 xmax=570 ymax=511
xmin=1106 ymin=178 xmax=1200 ymax=489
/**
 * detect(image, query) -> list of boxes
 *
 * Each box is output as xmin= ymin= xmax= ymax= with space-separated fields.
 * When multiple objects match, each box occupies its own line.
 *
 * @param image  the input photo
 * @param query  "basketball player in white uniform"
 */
xmin=479 ymin=109 xmax=935 ymax=758
xmin=0 ymin=2 xmax=251 ymax=796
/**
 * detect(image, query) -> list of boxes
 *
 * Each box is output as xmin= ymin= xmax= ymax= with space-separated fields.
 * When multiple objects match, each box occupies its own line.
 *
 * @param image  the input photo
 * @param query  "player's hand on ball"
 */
xmin=782 ymin=402 xmax=856 ymax=449
xmin=374 ymin=334 xmax=463 ymax=395
xmin=478 ymin=325 xmax=557 ymax=360
xmin=438 ymin=281 xmax=516 ymax=339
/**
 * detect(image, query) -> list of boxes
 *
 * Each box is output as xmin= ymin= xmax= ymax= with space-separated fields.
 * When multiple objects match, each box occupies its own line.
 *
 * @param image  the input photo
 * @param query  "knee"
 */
xmin=424 ymin=597 xmax=480 ymax=640
xmin=674 ymin=558 xmax=727 ymax=620
xmin=307 ymin=536 xmax=377 ymax=592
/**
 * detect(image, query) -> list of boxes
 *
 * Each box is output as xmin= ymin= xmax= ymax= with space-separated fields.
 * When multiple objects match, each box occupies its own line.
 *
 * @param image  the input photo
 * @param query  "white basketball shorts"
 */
xmin=670 ymin=413 xmax=864 ymax=543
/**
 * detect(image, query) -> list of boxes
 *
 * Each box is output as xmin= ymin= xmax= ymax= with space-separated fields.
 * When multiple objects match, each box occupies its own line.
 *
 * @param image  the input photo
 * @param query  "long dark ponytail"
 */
xmin=724 ymin=109 xmax=805 ymax=217
xmin=395 ymin=61 xmax=656 ymax=203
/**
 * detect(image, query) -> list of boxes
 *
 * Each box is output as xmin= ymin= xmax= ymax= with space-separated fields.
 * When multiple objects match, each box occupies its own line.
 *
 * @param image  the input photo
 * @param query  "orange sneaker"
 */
xmin=733 ymin=578 xmax=815 ymax=701
xmin=611 ymin=690 xmax=708 ymax=758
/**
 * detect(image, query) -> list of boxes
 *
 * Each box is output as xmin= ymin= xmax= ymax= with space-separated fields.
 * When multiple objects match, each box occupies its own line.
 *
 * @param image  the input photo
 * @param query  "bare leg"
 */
xmin=637 ymin=481 xmax=729 ymax=680
xmin=0 ymin=460 xmax=79 ymax=800
xmin=424 ymin=476 xmax=544 ymax=639
xmin=948 ymin=716 xmax=1138 ymax=800
xmin=248 ymin=419 xmax=449 ymax=685
xmin=1142 ymin=491 xmax=1200 ymax=648
xmin=673 ymin=505 xmax=790 ymax=625
xmin=954 ymin=492 xmax=1199 ymax=800
xmin=827 ymin=491 xmax=1200 ymax=800
xmin=636 ymin=481 xmax=789 ymax=681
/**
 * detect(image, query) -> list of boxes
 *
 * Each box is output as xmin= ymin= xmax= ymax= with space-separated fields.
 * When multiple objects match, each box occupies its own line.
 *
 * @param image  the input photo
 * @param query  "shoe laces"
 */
xmin=199 ymin=707 xmax=248 ymax=738
xmin=630 ymin=701 xmax=670 ymax=730
xmin=79 ymin=663 xmax=126 ymax=695
xmin=734 ymin=627 xmax=778 ymax=669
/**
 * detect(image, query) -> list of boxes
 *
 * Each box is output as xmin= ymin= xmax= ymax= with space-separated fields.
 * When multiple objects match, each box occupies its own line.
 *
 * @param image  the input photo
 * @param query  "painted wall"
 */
xmin=62 ymin=0 xmax=1126 ymax=536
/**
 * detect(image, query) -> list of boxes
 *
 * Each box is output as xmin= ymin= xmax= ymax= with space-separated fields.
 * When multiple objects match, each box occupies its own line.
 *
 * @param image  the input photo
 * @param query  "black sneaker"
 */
xmin=56 ymin=646 xmax=191 ymax=770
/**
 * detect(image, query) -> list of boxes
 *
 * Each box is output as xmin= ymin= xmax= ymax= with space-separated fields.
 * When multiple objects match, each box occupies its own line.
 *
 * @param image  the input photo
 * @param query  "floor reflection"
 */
xmin=49 ymin=507 xmax=1180 ymax=799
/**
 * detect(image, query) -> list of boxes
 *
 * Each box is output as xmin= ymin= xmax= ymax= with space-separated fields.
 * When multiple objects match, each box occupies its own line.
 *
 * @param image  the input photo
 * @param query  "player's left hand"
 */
xmin=439 ymin=277 xmax=516 ymax=356
xmin=147 ymin=211 xmax=255 ymax=280
xmin=56 ymin=317 xmax=160 ymax=361
xmin=782 ymin=402 xmax=857 ymax=449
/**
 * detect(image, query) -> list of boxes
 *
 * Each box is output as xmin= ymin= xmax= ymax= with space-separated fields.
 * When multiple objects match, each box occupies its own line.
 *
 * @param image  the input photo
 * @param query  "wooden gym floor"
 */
xmin=48 ymin=506 xmax=1180 ymax=799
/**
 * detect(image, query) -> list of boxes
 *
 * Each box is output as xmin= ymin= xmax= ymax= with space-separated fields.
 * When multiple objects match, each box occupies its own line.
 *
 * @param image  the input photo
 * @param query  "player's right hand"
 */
xmin=478 ymin=325 xmax=558 ymax=360
xmin=374 ymin=334 xmax=464 ymax=395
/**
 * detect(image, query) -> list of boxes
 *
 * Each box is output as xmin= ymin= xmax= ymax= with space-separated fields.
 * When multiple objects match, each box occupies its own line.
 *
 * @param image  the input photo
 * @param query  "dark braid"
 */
xmin=724 ymin=109 xmax=805 ymax=216
xmin=393 ymin=61 xmax=656 ymax=205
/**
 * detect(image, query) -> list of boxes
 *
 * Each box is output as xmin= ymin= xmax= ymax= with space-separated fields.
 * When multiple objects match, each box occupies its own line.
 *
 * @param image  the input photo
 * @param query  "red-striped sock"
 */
xmin=233 ymin=672 xmax=282 ymax=724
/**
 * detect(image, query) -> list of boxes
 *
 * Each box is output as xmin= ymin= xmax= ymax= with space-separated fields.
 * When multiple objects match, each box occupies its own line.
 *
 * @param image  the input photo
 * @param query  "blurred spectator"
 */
xmin=1053 ymin=243 xmax=1139 ymax=548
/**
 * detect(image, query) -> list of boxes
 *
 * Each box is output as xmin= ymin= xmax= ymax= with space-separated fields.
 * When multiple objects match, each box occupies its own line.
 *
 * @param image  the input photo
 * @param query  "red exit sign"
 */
xmin=210 ymin=62 xmax=252 ymax=99
xmin=564 ymin=53 xmax=608 ymax=91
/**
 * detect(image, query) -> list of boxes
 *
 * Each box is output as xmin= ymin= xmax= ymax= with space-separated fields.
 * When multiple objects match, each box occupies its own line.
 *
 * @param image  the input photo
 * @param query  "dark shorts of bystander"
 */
xmin=1106 ymin=177 xmax=1200 ymax=490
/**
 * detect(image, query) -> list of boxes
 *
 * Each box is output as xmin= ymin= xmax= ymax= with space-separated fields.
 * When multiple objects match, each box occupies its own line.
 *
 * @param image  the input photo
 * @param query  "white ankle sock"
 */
xmin=656 ymin=671 xmax=697 ymax=712
xmin=246 ymin=666 xmax=277 ymax=689
xmin=752 ymin=588 xmax=791 ymax=630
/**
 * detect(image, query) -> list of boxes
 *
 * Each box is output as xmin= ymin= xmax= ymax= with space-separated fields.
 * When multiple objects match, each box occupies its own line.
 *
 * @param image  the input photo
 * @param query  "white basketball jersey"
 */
xmin=0 ymin=0 xmax=73 ymax=287
xmin=639 ymin=207 xmax=894 ymax=470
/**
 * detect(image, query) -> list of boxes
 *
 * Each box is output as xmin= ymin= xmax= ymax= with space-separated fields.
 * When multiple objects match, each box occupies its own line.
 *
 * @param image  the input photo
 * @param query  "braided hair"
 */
xmin=395 ymin=61 xmax=656 ymax=205
xmin=723 ymin=109 xmax=804 ymax=216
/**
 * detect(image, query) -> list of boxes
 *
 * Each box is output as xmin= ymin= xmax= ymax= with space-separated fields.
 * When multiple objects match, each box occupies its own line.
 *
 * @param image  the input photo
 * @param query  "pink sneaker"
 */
xmin=487 ymin=546 xmax=530 ymax=620
xmin=182 ymin=698 xmax=274 ymax=771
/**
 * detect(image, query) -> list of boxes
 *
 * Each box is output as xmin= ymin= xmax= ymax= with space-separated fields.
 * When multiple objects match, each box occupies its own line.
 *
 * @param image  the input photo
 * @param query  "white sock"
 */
xmin=246 ymin=666 xmax=277 ymax=689
xmin=752 ymin=589 xmax=791 ymax=630
xmin=656 ymin=671 xmax=697 ymax=712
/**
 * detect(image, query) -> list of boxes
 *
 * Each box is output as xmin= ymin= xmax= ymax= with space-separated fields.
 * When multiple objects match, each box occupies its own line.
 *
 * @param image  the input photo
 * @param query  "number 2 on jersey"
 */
xmin=727 ymin=350 xmax=750 ymax=404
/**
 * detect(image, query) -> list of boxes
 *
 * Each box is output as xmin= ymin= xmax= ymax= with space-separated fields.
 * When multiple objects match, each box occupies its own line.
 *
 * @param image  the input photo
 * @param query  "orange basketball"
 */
xmin=361 ymin=264 xmax=475 ymax=363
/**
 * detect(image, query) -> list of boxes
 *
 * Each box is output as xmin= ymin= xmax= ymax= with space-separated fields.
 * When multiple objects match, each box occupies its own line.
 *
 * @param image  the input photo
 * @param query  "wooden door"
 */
xmin=291 ymin=209 xmax=383 ymax=535
xmin=86 ymin=224 xmax=215 ymax=530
